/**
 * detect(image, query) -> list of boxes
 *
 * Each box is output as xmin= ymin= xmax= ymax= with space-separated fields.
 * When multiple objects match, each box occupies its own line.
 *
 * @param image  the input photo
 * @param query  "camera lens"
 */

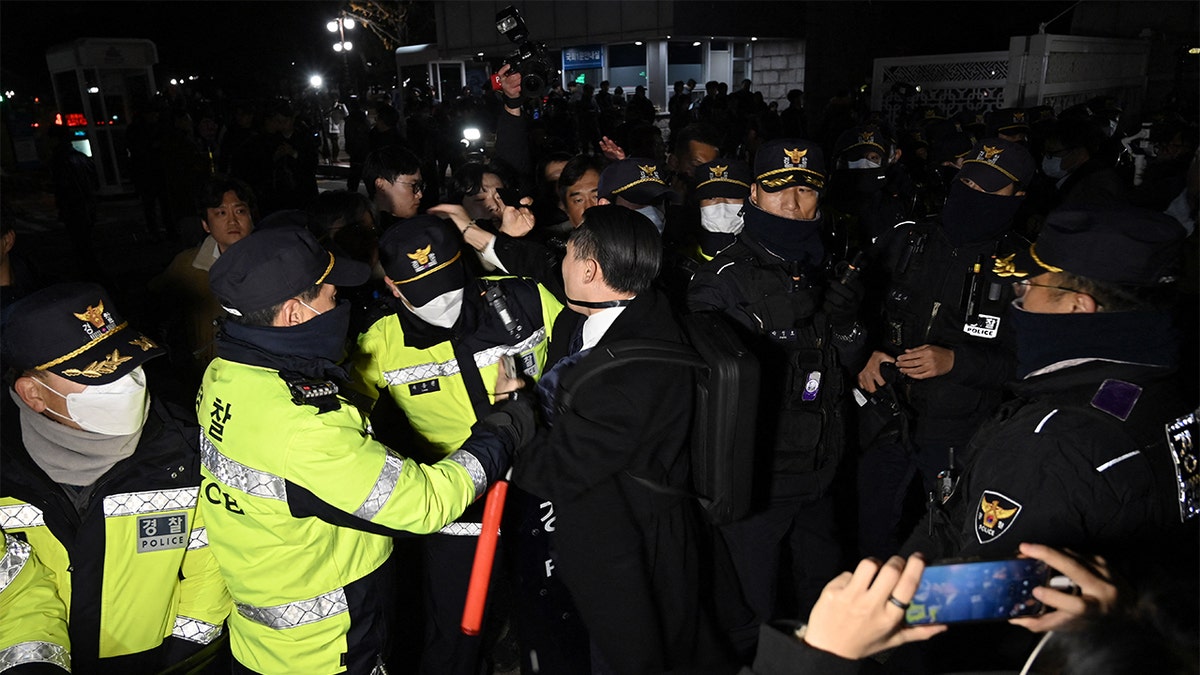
xmin=524 ymin=73 xmax=545 ymax=97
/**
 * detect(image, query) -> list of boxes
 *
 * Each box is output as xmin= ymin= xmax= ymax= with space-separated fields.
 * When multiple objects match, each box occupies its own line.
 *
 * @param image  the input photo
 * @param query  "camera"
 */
xmin=495 ymin=5 xmax=557 ymax=99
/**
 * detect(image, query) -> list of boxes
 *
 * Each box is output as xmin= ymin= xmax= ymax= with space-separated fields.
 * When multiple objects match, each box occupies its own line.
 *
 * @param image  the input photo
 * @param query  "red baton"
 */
xmin=461 ymin=479 xmax=509 ymax=635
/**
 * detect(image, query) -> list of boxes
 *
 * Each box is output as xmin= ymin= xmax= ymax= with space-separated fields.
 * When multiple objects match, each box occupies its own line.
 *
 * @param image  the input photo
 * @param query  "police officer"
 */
xmin=824 ymin=125 xmax=914 ymax=256
xmin=691 ymin=158 xmax=753 ymax=260
xmin=199 ymin=226 xmax=533 ymax=674
xmin=899 ymin=206 xmax=1196 ymax=672
xmin=348 ymin=215 xmax=561 ymax=674
xmin=1 ymin=283 xmax=231 ymax=673
xmin=856 ymin=138 xmax=1035 ymax=558
xmin=905 ymin=205 xmax=1193 ymax=560
xmin=689 ymin=138 xmax=866 ymax=653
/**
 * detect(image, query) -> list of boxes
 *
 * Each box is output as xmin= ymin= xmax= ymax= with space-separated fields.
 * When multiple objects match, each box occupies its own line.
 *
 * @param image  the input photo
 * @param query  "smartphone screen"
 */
xmin=905 ymin=558 xmax=1049 ymax=625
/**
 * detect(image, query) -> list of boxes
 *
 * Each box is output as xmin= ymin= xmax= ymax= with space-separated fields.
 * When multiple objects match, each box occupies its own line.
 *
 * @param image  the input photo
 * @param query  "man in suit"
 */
xmin=512 ymin=205 xmax=726 ymax=674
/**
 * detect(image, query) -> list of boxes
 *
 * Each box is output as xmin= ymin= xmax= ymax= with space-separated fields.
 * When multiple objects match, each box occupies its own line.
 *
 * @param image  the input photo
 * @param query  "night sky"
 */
xmin=1 ymin=1 xmax=1083 ymax=101
xmin=1 ymin=1 xmax=350 ymax=97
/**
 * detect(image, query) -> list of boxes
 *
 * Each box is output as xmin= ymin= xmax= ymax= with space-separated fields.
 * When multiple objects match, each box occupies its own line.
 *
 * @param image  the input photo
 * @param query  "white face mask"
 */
xmin=1042 ymin=156 xmax=1068 ymax=180
xmin=847 ymin=158 xmax=882 ymax=170
xmin=635 ymin=205 xmax=666 ymax=234
xmin=34 ymin=366 xmax=150 ymax=436
xmin=700 ymin=202 xmax=744 ymax=234
xmin=407 ymin=288 xmax=464 ymax=328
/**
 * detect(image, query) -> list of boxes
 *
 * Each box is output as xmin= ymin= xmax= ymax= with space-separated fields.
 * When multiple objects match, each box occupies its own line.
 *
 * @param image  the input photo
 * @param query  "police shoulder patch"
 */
xmin=1090 ymin=379 xmax=1142 ymax=421
xmin=975 ymin=489 xmax=1022 ymax=544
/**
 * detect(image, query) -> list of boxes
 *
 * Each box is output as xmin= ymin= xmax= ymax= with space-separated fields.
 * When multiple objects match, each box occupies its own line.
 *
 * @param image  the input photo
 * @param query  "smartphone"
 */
xmin=904 ymin=557 xmax=1049 ymax=625
xmin=499 ymin=354 xmax=518 ymax=380
xmin=497 ymin=187 xmax=524 ymax=208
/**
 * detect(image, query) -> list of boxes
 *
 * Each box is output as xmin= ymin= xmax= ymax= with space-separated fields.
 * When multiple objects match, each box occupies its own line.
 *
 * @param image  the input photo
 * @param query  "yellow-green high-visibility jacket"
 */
xmin=1 ymin=532 xmax=71 ymax=672
xmin=197 ymin=356 xmax=506 ymax=674
xmin=349 ymin=276 xmax=561 ymax=457
xmin=0 ymin=397 xmax=231 ymax=674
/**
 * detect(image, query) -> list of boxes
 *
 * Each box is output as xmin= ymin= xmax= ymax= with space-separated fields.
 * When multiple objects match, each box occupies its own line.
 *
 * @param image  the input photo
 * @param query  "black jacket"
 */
xmin=689 ymin=233 xmax=864 ymax=500
xmin=514 ymin=290 xmax=722 ymax=674
xmin=865 ymin=218 xmax=1023 ymax=446
xmin=904 ymin=360 xmax=1192 ymax=561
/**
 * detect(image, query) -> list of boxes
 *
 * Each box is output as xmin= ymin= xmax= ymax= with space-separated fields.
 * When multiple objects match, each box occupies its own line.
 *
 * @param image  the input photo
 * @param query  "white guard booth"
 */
xmin=46 ymin=38 xmax=158 ymax=195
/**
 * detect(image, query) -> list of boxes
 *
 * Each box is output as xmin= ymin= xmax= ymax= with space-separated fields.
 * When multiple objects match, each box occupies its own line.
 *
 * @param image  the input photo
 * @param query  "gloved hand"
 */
xmin=822 ymin=276 xmax=864 ymax=329
xmin=479 ymin=393 xmax=537 ymax=451
xmin=458 ymin=394 xmax=538 ymax=489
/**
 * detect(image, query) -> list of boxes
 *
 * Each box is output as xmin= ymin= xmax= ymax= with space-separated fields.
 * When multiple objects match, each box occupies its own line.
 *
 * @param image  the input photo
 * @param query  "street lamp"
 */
xmin=310 ymin=75 xmax=324 ymax=89
xmin=328 ymin=14 xmax=357 ymax=95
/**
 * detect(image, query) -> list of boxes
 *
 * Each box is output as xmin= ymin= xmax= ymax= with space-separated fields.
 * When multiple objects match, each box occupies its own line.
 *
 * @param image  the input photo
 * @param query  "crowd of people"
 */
xmin=2 ymin=57 xmax=1198 ymax=675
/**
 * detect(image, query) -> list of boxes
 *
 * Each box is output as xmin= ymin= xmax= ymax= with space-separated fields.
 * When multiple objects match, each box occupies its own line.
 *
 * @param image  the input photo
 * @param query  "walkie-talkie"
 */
xmin=838 ymin=250 xmax=867 ymax=286
xmin=962 ymin=255 xmax=985 ymax=319
xmin=484 ymin=282 xmax=528 ymax=340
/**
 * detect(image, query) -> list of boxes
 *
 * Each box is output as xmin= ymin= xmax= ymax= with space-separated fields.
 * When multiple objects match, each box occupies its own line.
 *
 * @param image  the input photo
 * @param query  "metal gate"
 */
xmin=871 ymin=33 xmax=1151 ymax=130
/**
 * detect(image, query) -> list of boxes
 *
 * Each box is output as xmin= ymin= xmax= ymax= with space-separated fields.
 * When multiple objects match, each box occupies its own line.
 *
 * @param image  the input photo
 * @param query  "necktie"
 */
xmin=536 ymin=321 xmax=589 ymax=425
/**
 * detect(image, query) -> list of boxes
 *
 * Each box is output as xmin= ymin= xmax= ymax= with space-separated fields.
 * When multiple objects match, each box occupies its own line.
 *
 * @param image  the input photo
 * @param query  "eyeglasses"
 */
xmin=1012 ymin=279 xmax=1080 ymax=297
xmin=394 ymin=180 xmax=425 ymax=194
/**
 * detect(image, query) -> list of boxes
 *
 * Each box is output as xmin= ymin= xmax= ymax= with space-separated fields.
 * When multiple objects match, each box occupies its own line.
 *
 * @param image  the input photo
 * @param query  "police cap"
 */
xmin=209 ymin=226 xmax=370 ymax=317
xmin=754 ymin=139 xmax=826 ymax=193
xmin=997 ymin=206 xmax=1184 ymax=286
xmin=378 ymin=215 xmax=467 ymax=307
xmin=3 ymin=283 xmax=164 ymax=385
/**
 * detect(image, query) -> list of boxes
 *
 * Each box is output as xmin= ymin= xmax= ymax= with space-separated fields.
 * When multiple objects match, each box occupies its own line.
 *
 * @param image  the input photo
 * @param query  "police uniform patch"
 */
xmin=408 ymin=379 xmax=440 ymax=396
xmin=1165 ymin=409 xmax=1200 ymax=522
xmin=138 ymin=512 xmax=189 ymax=553
xmin=963 ymin=313 xmax=1000 ymax=339
xmin=519 ymin=352 xmax=539 ymax=377
xmin=975 ymin=490 xmax=1021 ymax=544
xmin=1090 ymin=379 xmax=1142 ymax=421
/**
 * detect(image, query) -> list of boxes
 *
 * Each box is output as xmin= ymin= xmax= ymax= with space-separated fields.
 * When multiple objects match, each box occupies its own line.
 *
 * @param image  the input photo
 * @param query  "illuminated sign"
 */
xmin=563 ymin=44 xmax=603 ymax=70
xmin=56 ymin=113 xmax=89 ymax=127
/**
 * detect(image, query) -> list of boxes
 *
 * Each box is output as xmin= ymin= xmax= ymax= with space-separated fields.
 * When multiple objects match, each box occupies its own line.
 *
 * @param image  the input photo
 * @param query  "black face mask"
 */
xmin=940 ymin=180 xmax=1024 ymax=247
xmin=1008 ymin=301 xmax=1179 ymax=377
xmin=741 ymin=199 xmax=825 ymax=265
xmin=218 ymin=300 xmax=353 ymax=381
xmin=831 ymin=167 xmax=888 ymax=196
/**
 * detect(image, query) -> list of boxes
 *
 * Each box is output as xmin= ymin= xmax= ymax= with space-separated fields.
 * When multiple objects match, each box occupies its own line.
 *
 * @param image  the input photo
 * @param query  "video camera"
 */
xmin=495 ymin=5 xmax=557 ymax=99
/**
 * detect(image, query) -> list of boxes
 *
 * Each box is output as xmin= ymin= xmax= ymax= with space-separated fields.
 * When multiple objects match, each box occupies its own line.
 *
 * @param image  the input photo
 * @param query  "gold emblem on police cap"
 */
xmin=982 ymin=145 xmax=1003 ymax=161
xmin=129 ymin=336 xmax=158 ymax=352
xmin=711 ymin=164 xmax=728 ymax=178
xmin=73 ymin=301 xmax=107 ymax=329
xmin=1013 ymin=111 xmax=1025 ymax=122
xmin=859 ymin=131 xmax=874 ymax=143
xmin=784 ymin=148 xmax=807 ymax=164
xmin=761 ymin=175 xmax=796 ymax=189
xmin=638 ymin=164 xmax=658 ymax=177
xmin=991 ymin=253 xmax=1028 ymax=278
xmin=407 ymin=245 xmax=433 ymax=266
xmin=61 ymin=350 xmax=133 ymax=379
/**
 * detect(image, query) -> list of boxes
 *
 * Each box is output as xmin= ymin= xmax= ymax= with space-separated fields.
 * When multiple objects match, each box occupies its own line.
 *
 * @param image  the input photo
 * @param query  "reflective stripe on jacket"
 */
xmin=0 ymin=397 xmax=230 ymax=673
xmin=197 ymin=358 xmax=489 ymax=673
xmin=0 ymin=532 xmax=71 ymax=672
xmin=350 ymin=276 xmax=561 ymax=456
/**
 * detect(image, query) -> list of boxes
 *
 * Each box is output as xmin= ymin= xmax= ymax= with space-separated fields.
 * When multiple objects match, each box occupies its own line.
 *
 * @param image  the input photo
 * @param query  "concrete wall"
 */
xmin=750 ymin=40 xmax=806 ymax=108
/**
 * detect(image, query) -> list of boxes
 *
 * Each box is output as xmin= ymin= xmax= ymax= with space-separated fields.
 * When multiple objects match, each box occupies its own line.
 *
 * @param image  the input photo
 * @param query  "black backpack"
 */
xmin=557 ymin=311 xmax=759 ymax=524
